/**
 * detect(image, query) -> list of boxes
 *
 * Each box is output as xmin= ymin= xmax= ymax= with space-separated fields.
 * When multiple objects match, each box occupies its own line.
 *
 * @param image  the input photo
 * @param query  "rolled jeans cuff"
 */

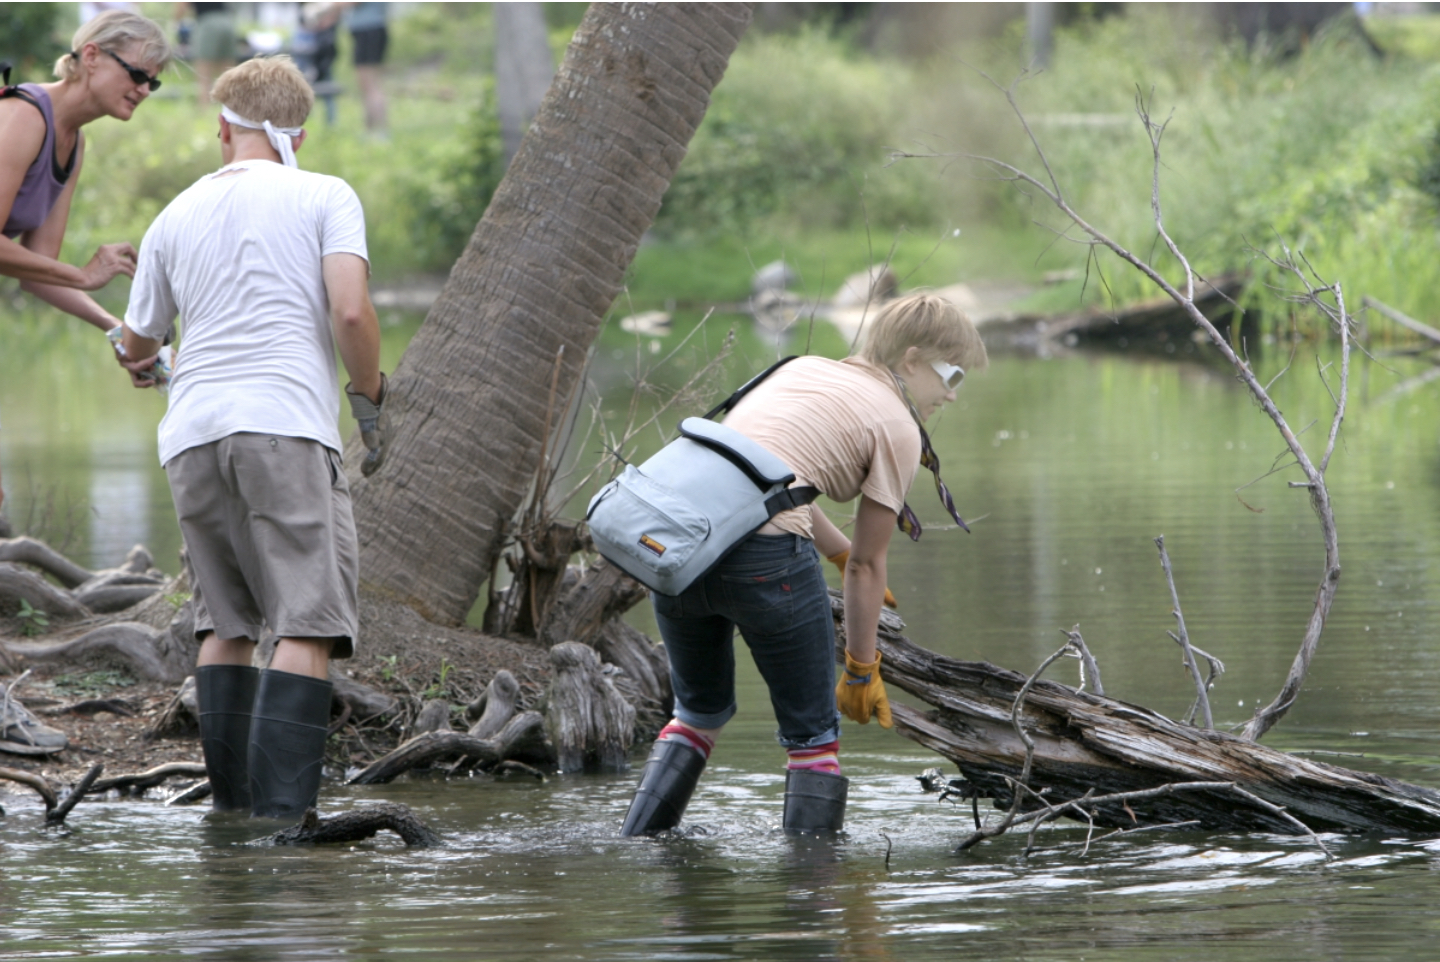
xmin=672 ymin=699 xmax=737 ymax=732
xmin=776 ymin=711 xmax=841 ymax=750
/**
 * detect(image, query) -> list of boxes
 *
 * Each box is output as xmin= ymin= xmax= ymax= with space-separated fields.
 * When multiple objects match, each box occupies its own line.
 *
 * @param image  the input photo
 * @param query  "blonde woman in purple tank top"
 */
xmin=0 ymin=10 xmax=171 ymax=519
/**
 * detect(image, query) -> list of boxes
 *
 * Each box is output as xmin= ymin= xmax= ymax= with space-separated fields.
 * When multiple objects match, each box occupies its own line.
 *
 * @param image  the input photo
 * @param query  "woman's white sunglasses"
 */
xmin=931 ymin=360 xmax=965 ymax=389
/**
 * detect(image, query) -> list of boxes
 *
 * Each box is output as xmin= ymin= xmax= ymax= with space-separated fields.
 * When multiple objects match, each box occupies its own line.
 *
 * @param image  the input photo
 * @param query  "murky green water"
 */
xmin=6 ymin=305 xmax=1440 ymax=960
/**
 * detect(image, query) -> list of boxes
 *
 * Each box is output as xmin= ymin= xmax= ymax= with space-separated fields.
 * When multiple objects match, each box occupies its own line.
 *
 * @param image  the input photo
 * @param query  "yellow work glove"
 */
xmin=826 ymin=549 xmax=898 ymax=608
xmin=836 ymin=651 xmax=893 ymax=728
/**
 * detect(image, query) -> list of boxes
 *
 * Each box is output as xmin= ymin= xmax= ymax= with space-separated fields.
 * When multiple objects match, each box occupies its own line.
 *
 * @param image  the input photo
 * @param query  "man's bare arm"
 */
xmin=323 ymin=253 xmax=381 ymax=401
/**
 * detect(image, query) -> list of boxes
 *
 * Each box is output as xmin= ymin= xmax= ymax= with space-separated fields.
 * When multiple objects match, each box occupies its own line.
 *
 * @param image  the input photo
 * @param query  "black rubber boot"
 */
xmin=196 ymin=664 xmax=260 ymax=812
xmin=620 ymin=739 xmax=707 ymax=836
xmin=782 ymin=769 xmax=848 ymax=834
xmin=247 ymin=669 xmax=333 ymax=820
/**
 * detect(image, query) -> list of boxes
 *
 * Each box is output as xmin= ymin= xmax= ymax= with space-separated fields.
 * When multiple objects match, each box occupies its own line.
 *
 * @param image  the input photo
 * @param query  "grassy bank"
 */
xmin=14 ymin=4 xmax=1440 ymax=334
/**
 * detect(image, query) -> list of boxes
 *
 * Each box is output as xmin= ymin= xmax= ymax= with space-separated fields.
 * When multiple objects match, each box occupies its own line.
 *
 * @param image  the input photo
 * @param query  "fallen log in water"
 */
xmin=831 ymin=594 xmax=1440 ymax=836
xmin=267 ymin=803 xmax=441 ymax=848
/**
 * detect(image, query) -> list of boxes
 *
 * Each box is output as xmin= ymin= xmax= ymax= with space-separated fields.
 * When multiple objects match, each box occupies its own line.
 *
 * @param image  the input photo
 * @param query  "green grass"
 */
xmin=28 ymin=3 xmax=1440 ymax=335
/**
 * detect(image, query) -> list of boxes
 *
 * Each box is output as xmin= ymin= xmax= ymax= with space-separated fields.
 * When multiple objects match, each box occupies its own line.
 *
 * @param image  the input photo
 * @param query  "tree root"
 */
xmin=347 ymin=710 xmax=550 ymax=785
xmin=87 ymin=762 xmax=207 ymax=797
xmin=0 ymin=762 xmax=104 ymax=826
xmin=267 ymin=803 xmax=442 ymax=847
xmin=466 ymin=669 xmax=520 ymax=737
xmin=0 ymin=765 xmax=58 ymax=809
xmin=0 ymin=539 xmax=169 ymax=624
xmin=3 ymin=622 xmax=191 ymax=682
xmin=545 ymin=642 xmax=633 ymax=773
xmin=0 ymin=536 xmax=93 ymax=588
xmin=0 ymin=563 xmax=90 ymax=619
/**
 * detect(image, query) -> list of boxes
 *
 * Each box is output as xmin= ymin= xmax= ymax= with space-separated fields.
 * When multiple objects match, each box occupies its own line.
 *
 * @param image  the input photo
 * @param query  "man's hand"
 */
xmin=108 ymin=324 xmax=164 ymax=389
xmin=826 ymin=549 xmax=898 ymax=608
xmin=346 ymin=373 xmax=388 ymax=476
xmin=77 ymin=243 xmax=138 ymax=290
xmin=835 ymin=650 xmax=893 ymax=728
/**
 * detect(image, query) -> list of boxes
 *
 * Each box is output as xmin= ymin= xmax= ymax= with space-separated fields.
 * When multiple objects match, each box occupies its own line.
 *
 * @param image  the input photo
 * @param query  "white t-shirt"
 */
xmin=125 ymin=159 xmax=369 ymax=466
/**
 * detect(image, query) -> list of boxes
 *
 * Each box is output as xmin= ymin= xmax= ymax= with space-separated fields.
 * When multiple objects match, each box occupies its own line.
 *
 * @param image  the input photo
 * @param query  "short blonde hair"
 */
xmin=856 ymin=292 xmax=989 ymax=373
xmin=211 ymin=56 xmax=314 ymax=128
xmin=56 ymin=10 xmax=172 ymax=81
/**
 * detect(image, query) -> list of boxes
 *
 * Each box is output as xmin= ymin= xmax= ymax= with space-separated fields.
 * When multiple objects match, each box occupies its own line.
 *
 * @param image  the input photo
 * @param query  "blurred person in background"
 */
xmin=0 ymin=10 xmax=171 ymax=528
xmin=179 ymin=2 xmax=236 ymax=105
xmin=342 ymin=2 xmax=387 ymax=136
xmin=295 ymin=2 xmax=341 ymax=126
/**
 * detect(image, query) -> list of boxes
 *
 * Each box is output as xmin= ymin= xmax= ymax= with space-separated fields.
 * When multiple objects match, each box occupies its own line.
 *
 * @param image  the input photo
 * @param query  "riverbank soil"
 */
xmin=0 ymin=593 xmax=554 ymax=796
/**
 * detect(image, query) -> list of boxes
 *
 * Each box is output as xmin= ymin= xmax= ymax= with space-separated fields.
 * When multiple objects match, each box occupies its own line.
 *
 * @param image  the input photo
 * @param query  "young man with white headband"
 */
xmin=119 ymin=55 xmax=387 ymax=821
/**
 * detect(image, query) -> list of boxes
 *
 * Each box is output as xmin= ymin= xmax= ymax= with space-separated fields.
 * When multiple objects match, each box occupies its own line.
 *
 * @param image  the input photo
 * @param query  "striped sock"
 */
xmin=658 ymin=721 xmax=715 ymax=760
xmin=786 ymin=741 xmax=841 ymax=775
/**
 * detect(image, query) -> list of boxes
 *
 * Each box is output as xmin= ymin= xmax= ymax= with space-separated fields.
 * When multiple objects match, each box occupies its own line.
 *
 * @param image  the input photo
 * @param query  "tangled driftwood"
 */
xmin=839 ymin=594 xmax=1440 ymax=838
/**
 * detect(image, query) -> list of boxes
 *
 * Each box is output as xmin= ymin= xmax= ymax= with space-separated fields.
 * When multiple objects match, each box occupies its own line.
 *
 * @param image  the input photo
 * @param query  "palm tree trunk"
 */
xmin=348 ymin=3 xmax=753 ymax=625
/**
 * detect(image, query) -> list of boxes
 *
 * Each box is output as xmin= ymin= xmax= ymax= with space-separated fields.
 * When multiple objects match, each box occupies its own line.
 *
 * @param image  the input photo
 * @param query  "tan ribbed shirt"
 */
xmin=722 ymin=356 xmax=922 ymax=539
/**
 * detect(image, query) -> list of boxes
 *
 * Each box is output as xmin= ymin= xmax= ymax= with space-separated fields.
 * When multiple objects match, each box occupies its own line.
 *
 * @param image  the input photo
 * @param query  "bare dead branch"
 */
xmin=1363 ymin=295 xmax=1440 ymax=346
xmin=0 ymin=765 xmax=59 ymax=810
xmin=47 ymin=763 xmax=103 ymax=826
xmin=267 ymin=803 xmax=442 ymax=848
xmin=1060 ymin=625 xmax=1104 ymax=696
xmin=953 ymin=641 xmax=1082 ymax=851
xmin=1154 ymin=536 xmax=1212 ymax=728
xmin=87 ymin=762 xmax=207 ymax=796
xmin=895 ymin=79 xmax=1352 ymax=745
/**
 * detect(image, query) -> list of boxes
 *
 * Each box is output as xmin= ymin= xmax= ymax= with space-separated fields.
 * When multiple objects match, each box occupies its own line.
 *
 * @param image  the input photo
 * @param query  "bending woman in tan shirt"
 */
xmin=621 ymin=293 xmax=988 ymax=836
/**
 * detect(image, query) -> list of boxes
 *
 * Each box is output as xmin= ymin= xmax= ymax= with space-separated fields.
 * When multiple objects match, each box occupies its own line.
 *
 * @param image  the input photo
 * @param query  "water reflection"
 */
xmin=88 ymin=436 xmax=153 ymax=570
xmin=12 ymin=320 xmax=1440 ymax=955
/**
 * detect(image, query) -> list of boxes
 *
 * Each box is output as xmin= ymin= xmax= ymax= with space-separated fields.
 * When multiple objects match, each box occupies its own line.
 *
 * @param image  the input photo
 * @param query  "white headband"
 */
xmin=220 ymin=106 xmax=302 ymax=168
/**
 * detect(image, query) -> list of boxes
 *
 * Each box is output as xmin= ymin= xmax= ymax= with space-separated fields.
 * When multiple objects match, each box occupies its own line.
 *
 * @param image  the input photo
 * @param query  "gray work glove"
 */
xmin=346 ymin=373 xmax=388 ymax=477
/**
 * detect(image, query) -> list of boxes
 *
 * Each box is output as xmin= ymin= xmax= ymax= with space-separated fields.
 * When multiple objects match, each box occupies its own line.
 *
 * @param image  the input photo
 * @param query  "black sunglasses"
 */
xmin=87 ymin=48 xmax=162 ymax=91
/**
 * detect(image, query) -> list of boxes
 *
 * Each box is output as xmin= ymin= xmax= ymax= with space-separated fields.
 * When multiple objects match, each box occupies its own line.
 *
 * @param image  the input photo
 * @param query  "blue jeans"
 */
xmin=652 ymin=534 xmax=841 ymax=749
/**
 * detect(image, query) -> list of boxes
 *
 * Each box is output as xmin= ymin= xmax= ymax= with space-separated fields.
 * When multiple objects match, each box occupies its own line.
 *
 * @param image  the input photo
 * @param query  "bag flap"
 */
xmin=678 ymin=417 xmax=796 ymax=488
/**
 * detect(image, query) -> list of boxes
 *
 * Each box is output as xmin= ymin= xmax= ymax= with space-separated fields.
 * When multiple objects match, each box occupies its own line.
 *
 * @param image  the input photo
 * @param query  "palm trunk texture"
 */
xmin=347 ymin=3 xmax=753 ymax=625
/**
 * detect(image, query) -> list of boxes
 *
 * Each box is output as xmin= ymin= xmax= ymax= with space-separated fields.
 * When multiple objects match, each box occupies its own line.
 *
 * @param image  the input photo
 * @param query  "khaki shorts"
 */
xmin=166 ymin=434 xmax=358 ymax=658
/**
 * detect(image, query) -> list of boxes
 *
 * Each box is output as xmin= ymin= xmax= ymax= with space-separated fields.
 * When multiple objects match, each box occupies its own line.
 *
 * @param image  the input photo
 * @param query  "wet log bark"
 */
xmin=347 ymin=710 xmax=550 ymax=785
xmin=832 ymin=594 xmax=1440 ymax=836
xmin=545 ymin=641 xmax=634 ymax=773
xmin=538 ymin=560 xmax=648 ymax=649
xmin=268 ymin=803 xmax=442 ymax=847
xmin=594 ymin=619 xmax=672 ymax=739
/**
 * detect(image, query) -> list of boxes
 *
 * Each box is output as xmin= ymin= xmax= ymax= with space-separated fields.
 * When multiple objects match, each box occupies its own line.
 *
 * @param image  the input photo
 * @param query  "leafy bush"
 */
xmin=929 ymin=6 xmax=1440 ymax=321
xmin=400 ymin=80 xmax=506 ymax=271
xmin=0 ymin=3 xmax=66 ymax=81
xmin=656 ymin=29 xmax=938 ymax=236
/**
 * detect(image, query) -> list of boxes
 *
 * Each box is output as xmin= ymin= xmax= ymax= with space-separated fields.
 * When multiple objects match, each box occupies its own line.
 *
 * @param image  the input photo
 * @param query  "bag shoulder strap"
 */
xmin=702 ymin=354 xmax=800 ymax=421
xmin=699 ymin=354 xmax=819 ymax=518
xmin=0 ymin=64 xmax=40 ymax=110
xmin=764 ymin=484 xmax=819 ymax=517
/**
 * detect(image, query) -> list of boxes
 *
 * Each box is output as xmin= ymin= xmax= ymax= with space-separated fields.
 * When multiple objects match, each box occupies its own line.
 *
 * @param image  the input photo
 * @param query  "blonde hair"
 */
xmin=211 ymin=56 xmax=314 ymax=128
xmin=55 ymin=10 xmax=171 ymax=81
xmin=856 ymin=292 xmax=989 ymax=373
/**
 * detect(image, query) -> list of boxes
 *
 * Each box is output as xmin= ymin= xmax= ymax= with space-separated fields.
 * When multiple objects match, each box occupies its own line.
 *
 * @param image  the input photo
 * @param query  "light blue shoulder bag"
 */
xmin=585 ymin=357 xmax=818 ymax=596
